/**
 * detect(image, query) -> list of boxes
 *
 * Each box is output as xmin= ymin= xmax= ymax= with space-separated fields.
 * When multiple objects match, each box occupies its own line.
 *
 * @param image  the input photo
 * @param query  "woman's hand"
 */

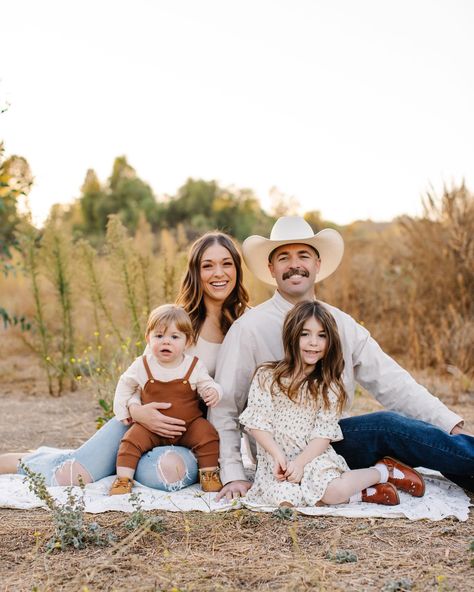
xmin=129 ymin=402 xmax=186 ymax=437
xmin=285 ymin=459 xmax=305 ymax=484
xmin=272 ymin=451 xmax=288 ymax=481
xmin=201 ymin=387 xmax=220 ymax=408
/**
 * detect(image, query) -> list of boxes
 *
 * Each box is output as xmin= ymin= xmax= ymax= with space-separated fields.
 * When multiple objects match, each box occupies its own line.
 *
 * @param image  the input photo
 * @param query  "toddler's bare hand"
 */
xmin=121 ymin=418 xmax=133 ymax=425
xmin=202 ymin=388 xmax=220 ymax=407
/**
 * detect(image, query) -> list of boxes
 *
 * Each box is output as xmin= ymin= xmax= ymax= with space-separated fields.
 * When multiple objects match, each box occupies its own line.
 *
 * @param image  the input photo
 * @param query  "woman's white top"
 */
xmin=187 ymin=336 xmax=222 ymax=377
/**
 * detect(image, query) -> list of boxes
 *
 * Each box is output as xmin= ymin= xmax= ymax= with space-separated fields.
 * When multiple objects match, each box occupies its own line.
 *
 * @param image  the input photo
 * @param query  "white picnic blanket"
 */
xmin=0 ymin=468 xmax=470 ymax=521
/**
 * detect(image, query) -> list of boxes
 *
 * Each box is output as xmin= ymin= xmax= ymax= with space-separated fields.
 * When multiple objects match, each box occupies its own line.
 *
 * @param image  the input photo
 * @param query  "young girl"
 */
xmin=110 ymin=304 xmax=224 ymax=495
xmin=239 ymin=301 xmax=425 ymax=508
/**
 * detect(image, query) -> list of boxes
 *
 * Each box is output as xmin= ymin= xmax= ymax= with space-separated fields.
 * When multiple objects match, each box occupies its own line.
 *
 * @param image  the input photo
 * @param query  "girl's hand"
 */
xmin=285 ymin=459 xmax=305 ymax=484
xmin=121 ymin=418 xmax=133 ymax=426
xmin=273 ymin=452 xmax=287 ymax=481
xmin=202 ymin=387 xmax=220 ymax=408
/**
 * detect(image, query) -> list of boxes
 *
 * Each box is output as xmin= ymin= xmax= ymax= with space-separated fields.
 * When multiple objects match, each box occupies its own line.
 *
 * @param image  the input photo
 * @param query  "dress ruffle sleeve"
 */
xmin=239 ymin=368 xmax=274 ymax=432
xmin=309 ymin=388 xmax=344 ymax=442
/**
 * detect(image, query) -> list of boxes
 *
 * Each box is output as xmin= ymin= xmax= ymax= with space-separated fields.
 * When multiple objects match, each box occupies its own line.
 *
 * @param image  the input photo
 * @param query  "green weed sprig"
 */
xmin=123 ymin=492 xmax=166 ymax=533
xmin=20 ymin=463 xmax=116 ymax=552
xmin=41 ymin=219 xmax=76 ymax=393
xmin=16 ymin=223 xmax=55 ymax=395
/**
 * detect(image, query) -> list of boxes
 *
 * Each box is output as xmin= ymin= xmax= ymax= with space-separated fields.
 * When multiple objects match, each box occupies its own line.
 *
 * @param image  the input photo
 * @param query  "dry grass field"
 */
xmin=0 ymin=334 xmax=473 ymax=592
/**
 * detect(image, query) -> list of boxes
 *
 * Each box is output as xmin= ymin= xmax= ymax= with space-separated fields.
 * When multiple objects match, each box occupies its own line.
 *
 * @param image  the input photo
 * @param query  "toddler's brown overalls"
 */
xmin=116 ymin=356 xmax=220 ymax=471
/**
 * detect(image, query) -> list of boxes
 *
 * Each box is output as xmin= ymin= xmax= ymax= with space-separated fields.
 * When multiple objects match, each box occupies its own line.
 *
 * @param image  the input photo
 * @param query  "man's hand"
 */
xmin=285 ymin=459 xmax=305 ymax=484
xmin=129 ymin=402 xmax=186 ymax=437
xmin=451 ymin=423 xmax=472 ymax=436
xmin=201 ymin=388 xmax=220 ymax=408
xmin=216 ymin=480 xmax=252 ymax=501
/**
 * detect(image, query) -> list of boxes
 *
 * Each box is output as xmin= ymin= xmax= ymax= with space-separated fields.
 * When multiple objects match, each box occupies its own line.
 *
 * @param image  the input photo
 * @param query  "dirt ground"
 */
xmin=0 ymin=341 xmax=473 ymax=591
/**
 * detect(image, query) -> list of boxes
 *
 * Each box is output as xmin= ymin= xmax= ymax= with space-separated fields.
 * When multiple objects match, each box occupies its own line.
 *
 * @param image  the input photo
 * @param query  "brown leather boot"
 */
xmin=378 ymin=457 xmax=426 ymax=497
xmin=199 ymin=468 xmax=223 ymax=492
xmin=361 ymin=483 xmax=400 ymax=506
xmin=109 ymin=476 xmax=134 ymax=495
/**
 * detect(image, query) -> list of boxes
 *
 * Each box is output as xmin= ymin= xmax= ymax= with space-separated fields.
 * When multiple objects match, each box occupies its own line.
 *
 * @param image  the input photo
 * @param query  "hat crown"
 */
xmin=270 ymin=216 xmax=314 ymax=241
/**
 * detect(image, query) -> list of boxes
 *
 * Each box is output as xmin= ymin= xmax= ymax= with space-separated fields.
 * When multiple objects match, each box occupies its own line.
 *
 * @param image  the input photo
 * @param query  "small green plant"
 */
xmin=237 ymin=511 xmax=261 ymax=528
xmin=382 ymin=578 xmax=414 ymax=592
xmin=41 ymin=218 xmax=77 ymax=393
xmin=123 ymin=492 xmax=166 ymax=533
xmin=326 ymin=549 xmax=358 ymax=563
xmin=272 ymin=506 xmax=296 ymax=520
xmin=96 ymin=397 xmax=114 ymax=429
xmin=20 ymin=463 xmax=115 ymax=552
xmin=16 ymin=223 xmax=56 ymax=395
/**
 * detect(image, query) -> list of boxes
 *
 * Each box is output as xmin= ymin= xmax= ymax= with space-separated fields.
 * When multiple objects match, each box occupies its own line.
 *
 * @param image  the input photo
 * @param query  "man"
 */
xmin=209 ymin=216 xmax=473 ymax=500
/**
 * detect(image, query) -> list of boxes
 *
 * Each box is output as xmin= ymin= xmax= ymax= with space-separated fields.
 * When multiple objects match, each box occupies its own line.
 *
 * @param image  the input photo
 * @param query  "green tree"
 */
xmin=0 ymin=142 xmax=33 ymax=263
xmin=74 ymin=156 xmax=163 ymax=238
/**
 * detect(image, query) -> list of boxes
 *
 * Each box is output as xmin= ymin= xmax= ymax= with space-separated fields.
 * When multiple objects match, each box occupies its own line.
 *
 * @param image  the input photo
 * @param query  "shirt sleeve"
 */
xmin=113 ymin=358 xmax=142 ymax=421
xmin=346 ymin=316 xmax=463 ymax=432
xmin=310 ymin=388 xmax=343 ymax=442
xmin=208 ymin=320 xmax=258 ymax=484
xmin=239 ymin=369 xmax=274 ymax=432
xmin=192 ymin=359 xmax=223 ymax=402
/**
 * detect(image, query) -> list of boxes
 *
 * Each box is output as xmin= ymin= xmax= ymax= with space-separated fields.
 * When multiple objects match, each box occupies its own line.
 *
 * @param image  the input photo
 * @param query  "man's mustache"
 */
xmin=282 ymin=267 xmax=309 ymax=280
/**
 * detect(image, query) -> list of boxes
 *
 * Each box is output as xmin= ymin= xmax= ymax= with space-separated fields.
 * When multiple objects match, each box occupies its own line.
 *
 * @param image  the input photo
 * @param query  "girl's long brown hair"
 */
xmin=263 ymin=301 xmax=347 ymax=414
xmin=176 ymin=232 xmax=249 ymax=341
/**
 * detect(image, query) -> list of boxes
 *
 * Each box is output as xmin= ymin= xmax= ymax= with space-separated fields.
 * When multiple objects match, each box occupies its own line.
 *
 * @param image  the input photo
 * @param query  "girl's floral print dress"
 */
xmin=239 ymin=367 xmax=349 ymax=507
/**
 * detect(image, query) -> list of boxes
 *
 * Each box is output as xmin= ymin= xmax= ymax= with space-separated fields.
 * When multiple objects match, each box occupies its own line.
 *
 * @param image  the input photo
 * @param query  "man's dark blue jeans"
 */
xmin=333 ymin=411 xmax=474 ymax=492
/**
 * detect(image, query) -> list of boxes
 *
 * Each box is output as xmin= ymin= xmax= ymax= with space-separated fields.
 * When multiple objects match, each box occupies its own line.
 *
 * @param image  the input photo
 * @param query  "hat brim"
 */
xmin=242 ymin=229 xmax=344 ymax=286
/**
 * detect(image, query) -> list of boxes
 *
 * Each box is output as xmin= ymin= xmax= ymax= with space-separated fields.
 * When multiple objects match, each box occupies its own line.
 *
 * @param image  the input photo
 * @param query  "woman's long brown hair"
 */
xmin=175 ymin=232 xmax=249 ymax=341
xmin=263 ymin=301 xmax=347 ymax=414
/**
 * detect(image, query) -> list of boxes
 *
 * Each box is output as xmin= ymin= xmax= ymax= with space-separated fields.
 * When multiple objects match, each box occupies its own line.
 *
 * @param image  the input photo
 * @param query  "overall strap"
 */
xmin=142 ymin=355 xmax=154 ymax=381
xmin=183 ymin=356 xmax=199 ymax=381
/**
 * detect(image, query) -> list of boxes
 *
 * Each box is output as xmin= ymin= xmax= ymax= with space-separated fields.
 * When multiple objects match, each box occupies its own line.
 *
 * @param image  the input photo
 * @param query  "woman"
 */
xmin=0 ymin=232 xmax=249 ymax=491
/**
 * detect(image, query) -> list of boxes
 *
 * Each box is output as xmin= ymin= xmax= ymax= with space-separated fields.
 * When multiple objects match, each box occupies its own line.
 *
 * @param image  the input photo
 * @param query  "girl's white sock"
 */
xmin=349 ymin=491 xmax=362 ymax=503
xmin=374 ymin=463 xmax=389 ymax=483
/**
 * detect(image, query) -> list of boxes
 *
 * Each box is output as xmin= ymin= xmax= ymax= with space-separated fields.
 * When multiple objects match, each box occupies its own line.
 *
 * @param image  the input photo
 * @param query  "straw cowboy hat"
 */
xmin=242 ymin=216 xmax=344 ymax=286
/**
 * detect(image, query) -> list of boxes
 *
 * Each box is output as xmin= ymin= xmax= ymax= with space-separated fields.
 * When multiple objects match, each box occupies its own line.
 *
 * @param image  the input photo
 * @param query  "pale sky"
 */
xmin=1 ymin=0 xmax=473 ymax=226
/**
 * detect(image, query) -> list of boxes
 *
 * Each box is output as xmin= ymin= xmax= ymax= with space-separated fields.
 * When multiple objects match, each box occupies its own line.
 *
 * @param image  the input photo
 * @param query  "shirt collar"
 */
xmin=271 ymin=290 xmax=295 ymax=314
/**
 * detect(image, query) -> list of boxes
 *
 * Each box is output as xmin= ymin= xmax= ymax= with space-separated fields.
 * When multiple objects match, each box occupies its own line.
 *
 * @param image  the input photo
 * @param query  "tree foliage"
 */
xmin=63 ymin=158 xmax=275 ymax=242
xmin=0 ymin=142 xmax=33 ymax=263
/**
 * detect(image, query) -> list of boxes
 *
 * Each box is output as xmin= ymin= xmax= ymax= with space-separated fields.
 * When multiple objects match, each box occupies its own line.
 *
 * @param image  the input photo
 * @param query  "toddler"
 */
xmin=110 ymin=304 xmax=223 ymax=495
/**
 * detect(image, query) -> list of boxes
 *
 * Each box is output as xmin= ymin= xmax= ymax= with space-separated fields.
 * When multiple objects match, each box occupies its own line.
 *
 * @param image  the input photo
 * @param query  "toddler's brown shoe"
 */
xmin=378 ymin=457 xmax=425 ymax=497
xmin=361 ymin=483 xmax=400 ymax=506
xmin=199 ymin=468 xmax=223 ymax=493
xmin=109 ymin=476 xmax=134 ymax=496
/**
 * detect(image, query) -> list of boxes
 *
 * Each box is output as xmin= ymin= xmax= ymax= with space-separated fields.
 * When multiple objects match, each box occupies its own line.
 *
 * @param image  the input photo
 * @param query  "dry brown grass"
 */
xmin=1 ymin=508 xmax=473 ymax=592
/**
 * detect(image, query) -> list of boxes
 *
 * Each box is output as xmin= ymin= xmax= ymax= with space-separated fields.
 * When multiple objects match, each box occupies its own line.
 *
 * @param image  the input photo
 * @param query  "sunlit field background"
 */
xmin=2 ymin=150 xmax=473 ymax=402
xmin=1 ymin=149 xmax=473 ymax=591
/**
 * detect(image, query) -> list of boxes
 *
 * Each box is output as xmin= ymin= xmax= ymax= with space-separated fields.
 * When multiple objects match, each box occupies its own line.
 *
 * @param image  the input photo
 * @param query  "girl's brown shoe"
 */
xmin=109 ymin=476 xmax=134 ymax=496
xmin=378 ymin=457 xmax=426 ymax=497
xmin=199 ymin=468 xmax=223 ymax=493
xmin=361 ymin=483 xmax=400 ymax=506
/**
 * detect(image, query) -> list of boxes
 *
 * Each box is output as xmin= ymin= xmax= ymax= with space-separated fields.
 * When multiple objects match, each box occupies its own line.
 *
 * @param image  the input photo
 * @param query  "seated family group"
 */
xmin=2 ymin=216 xmax=473 ymax=506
